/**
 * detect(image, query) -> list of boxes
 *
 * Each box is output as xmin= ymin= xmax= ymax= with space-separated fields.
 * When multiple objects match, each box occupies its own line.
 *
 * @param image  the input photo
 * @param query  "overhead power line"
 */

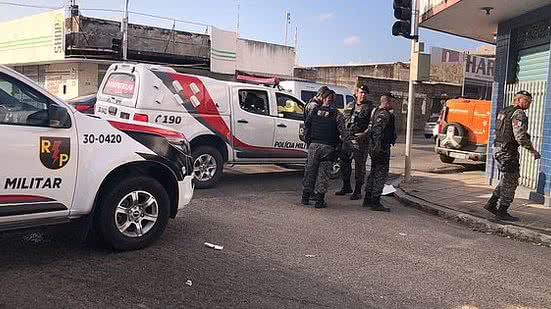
xmin=0 ymin=1 xmax=62 ymax=10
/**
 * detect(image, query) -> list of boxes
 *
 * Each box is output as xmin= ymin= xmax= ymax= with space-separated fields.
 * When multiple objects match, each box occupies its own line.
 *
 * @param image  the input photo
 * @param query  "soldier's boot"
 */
xmin=314 ymin=193 xmax=328 ymax=208
xmin=496 ymin=205 xmax=519 ymax=222
xmin=362 ymin=196 xmax=372 ymax=208
xmin=483 ymin=194 xmax=499 ymax=215
xmin=350 ymin=182 xmax=363 ymax=200
xmin=335 ymin=180 xmax=353 ymax=196
xmin=301 ymin=191 xmax=311 ymax=205
xmin=369 ymin=196 xmax=390 ymax=212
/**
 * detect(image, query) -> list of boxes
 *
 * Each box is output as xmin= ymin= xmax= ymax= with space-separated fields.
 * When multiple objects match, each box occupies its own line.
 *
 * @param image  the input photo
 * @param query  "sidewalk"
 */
xmin=395 ymin=169 xmax=551 ymax=241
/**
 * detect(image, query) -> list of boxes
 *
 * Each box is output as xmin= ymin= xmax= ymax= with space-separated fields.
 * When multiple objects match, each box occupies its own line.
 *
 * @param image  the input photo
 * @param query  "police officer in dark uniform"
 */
xmin=484 ymin=90 xmax=540 ymax=221
xmin=302 ymin=89 xmax=350 ymax=208
xmin=362 ymin=93 xmax=397 ymax=212
xmin=336 ymin=84 xmax=374 ymax=200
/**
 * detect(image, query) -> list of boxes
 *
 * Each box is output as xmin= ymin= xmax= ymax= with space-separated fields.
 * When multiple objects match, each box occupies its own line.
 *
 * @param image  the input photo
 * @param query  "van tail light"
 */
xmin=133 ymin=113 xmax=149 ymax=122
xmin=75 ymin=104 xmax=91 ymax=113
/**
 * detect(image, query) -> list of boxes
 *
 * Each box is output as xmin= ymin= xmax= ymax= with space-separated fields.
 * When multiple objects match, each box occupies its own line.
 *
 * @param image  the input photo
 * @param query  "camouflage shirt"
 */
xmin=511 ymin=109 xmax=534 ymax=151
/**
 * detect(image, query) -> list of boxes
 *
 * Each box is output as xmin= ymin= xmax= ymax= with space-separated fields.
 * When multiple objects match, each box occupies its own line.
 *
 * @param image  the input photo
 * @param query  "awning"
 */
xmin=420 ymin=0 xmax=551 ymax=43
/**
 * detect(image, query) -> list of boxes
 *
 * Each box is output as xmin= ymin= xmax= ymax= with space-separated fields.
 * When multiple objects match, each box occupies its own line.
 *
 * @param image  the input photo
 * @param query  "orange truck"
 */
xmin=435 ymin=98 xmax=491 ymax=163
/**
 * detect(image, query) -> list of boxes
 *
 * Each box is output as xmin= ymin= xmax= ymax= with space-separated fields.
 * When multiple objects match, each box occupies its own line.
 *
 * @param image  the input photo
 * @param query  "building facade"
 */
xmin=0 ymin=7 xmax=296 ymax=100
xmin=294 ymin=62 xmax=462 ymax=132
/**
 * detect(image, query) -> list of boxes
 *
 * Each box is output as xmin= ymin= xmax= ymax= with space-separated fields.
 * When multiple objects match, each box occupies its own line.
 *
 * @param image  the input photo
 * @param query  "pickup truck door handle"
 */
xmin=277 ymin=123 xmax=287 ymax=128
xmin=237 ymin=119 xmax=249 ymax=124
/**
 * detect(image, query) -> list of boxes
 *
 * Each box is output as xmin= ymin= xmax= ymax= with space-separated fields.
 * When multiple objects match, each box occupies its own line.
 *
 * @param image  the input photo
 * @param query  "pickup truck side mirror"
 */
xmin=48 ymin=104 xmax=71 ymax=128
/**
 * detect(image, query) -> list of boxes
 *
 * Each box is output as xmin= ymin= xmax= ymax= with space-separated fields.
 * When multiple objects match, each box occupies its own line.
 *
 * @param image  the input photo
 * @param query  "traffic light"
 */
xmin=392 ymin=0 xmax=415 ymax=39
xmin=112 ymin=38 xmax=122 ymax=57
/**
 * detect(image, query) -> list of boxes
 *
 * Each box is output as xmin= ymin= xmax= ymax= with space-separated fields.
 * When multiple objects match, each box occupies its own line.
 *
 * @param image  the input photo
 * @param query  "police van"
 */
xmin=279 ymin=80 xmax=355 ymax=110
xmin=95 ymin=63 xmax=310 ymax=188
xmin=0 ymin=65 xmax=194 ymax=250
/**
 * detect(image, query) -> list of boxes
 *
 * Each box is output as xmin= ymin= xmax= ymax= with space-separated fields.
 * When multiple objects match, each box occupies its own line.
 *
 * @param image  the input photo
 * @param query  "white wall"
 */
xmin=237 ymin=39 xmax=295 ymax=77
xmin=44 ymin=63 xmax=78 ymax=100
xmin=419 ymin=0 xmax=446 ymax=16
xmin=78 ymin=63 xmax=99 ymax=96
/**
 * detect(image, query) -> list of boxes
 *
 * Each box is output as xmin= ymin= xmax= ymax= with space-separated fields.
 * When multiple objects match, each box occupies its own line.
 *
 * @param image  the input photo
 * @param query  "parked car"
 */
xmin=424 ymin=114 xmax=440 ymax=139
xmin=435 ymin=98 xmax=491 ymax=164
xmin=67 ymin=93 xmax=96 ymax=114
xmin=0 ymin=64 xmax=194 ymax=250
xmin=95 ymin=63 xmax=311 ymax=188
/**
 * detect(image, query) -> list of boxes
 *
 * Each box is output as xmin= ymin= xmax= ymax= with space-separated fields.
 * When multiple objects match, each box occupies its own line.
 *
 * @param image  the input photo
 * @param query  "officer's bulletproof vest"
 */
xmin=382 ymin=112 xmax=397 ymax=146
xmin=310 ymin=106 xmax=339 ymax=146
xmin=494 ymin=105 xmax=519 ymax=149
xmin=349 ymin=103 xmax=372 ymax=134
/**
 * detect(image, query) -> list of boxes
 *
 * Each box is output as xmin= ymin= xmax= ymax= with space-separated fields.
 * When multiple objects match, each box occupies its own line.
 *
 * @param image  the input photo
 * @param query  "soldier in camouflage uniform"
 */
xmin=484 ymin=90 xmax=541 ymax=221
xmin=362 ymin=93 xmax=397 ymax=212
xmin=302 ymin=89 xmax=350 ymax=208
xmin=336 ymin=84 xmax=374 ymax=200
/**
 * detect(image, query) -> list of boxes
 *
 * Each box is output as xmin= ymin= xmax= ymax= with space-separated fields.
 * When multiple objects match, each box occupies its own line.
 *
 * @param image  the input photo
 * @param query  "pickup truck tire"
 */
xmin=95 ymin=176 xmax=170 ymax=251
xmin=439 ymin=154 xmax=456 ymax=164
xmin=192 ymin=146 xmax=223 ymax=189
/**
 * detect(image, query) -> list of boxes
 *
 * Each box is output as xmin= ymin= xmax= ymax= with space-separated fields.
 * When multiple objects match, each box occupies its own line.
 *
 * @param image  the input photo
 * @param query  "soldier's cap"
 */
xmin=316 ymin=86 xmax=329 ymax=97
xmin=357 ymin=84 xmax=370 ymax=94
xmin=382 ymin=92 xmax=397 ymax=99
xmin=321 ymin=89 xmax=336 ymax=99
xmin=515 ymin=90 xmax=532 ymax=99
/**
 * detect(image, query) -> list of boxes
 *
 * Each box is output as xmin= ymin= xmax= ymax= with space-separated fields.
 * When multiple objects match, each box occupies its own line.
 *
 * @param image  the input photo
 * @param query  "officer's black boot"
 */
xmin=483 ymin=194 xmax=499 ymax=215
xmin=362 ymin=196 xmax=372 ymax=208
xmin=301 ymin=191 xmax=311 ymax=205
xmin=335 ymin=180 xmax=353 ymax=196
xmin=315 ymin=193 xmax=328 ymax=208
xmin=496 ymin=205 xmax=519 ymax=222
xmin=350 ymin=183 xmax=363 ymax=200
xmin=369 ymin=196 xmax=390 ymax=212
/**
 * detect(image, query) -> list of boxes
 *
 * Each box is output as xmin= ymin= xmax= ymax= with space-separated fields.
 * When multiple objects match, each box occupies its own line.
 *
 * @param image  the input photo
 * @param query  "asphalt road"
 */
xmin=1 ymin=135 xmax=549 ymax=309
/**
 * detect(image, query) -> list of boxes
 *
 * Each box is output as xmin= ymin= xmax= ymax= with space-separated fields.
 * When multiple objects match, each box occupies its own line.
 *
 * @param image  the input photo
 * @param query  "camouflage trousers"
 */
xmin=493 ymin=148 xmax=520 ymax=208
xmin=303 ymin=143 xmax=336 ymax=195
xmin=364 ymin=150 xmax=390 ymax=200
xmin=340 ymin=142 xmax=368 ymax=185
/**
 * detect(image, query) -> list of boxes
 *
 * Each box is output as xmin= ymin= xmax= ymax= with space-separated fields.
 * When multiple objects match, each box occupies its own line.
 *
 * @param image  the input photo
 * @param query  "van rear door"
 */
xmin=95 ymin=66 xmax=140 ymax=121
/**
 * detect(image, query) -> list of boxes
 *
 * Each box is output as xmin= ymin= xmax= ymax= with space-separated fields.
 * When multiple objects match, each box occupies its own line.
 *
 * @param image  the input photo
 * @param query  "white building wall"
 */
xmin=237 ymin=39 xmax=295 ymax=77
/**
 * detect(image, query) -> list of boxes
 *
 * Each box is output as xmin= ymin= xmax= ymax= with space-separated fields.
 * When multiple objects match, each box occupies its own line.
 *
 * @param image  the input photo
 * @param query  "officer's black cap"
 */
xmin=515 ymin=90 xmax=532 ymax=99
xmin=316 ymin=86 xmax=329 ymax=97
xmin=321 ymin=89 xmax=336 ymax=99
xmin=382 ymin=92 xmax=397 ymax=99
xmin=357 ymin=84 xmax=370 ymax=94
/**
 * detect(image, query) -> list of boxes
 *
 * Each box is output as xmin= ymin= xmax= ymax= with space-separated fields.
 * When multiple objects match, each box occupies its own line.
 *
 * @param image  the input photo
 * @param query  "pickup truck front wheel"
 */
xmin=192 ymin=146 xmax=223 ymax=189
xmin=95 ymin=176 xmax=170 ymax=251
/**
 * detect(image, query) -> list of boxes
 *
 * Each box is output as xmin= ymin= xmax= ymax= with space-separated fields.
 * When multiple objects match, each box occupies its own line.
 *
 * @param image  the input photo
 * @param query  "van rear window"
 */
xmin=301 ymin=90 xmax=316 ymax=103
xmin=334 ymin=94 xmax=344 ymax=109
xmin=103 ymin=73 xmax=135 ymax=99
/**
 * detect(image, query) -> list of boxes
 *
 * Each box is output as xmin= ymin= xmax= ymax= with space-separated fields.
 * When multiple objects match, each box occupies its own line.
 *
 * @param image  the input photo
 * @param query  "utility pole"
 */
xmin=392 ymin=0 xmax=420 ymax=182
xmin=121 ymin=0 xmax=129 ymax=61
xmin=404 ymin=0 xmax=419 ymax=182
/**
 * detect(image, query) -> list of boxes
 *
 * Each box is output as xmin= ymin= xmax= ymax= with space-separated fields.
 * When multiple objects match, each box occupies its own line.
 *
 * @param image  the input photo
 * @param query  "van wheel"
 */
xmin=440 ymin=154 xmax=455 ymax=164
xmin=95 ymin=176 xmax=170 ymax=251
xmin=192 ymin=146 xmax=224 ymax=189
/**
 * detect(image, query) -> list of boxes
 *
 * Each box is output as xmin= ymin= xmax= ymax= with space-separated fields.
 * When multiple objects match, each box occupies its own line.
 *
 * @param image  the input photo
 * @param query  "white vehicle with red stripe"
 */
xmin=0 ymin=65 xmax=194 ymax=251
xmin=95 ymin=63 xmax=308 ymax=188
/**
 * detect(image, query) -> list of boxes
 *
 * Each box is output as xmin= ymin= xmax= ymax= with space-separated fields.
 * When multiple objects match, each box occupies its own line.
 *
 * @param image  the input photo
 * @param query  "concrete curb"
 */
xmin=390 ymin=177 xmax=551 ymax=246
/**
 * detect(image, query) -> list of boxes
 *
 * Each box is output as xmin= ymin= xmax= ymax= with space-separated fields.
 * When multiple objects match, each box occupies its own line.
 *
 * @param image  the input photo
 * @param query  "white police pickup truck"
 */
xmin=0 ymin=65 xmax=194 ymax=250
